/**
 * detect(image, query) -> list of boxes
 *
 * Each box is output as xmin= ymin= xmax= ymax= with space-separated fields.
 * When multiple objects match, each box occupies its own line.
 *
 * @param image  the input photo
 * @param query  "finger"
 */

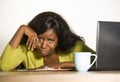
xmin=26 ymin=34 xmax=39 ymax=51
xmin=29 ymin=37 xmax=35 ymax=50
xmin=26 ymin=38 xmax=30 ymax=47
xmin=27 ymin=37 xmax=34 ymax=50
xmin=31 ymin=38 xmax=36 ymax=51
xmin=32 ymin=37 xmax=39 ymax=50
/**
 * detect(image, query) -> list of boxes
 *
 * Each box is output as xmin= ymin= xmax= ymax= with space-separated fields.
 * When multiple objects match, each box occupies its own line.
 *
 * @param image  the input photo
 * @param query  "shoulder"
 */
xmin=76 ymin=41 xmax=96 ymax=53
xmin=75 ymin=40 xmax=85 ymax=45
xmin=73 ymin=41 xmax=85 ymax=52
xmin=73 ymin=41 xmax=96 ymax=53
xmin=75 ymin=40 xmax=85 ymax=48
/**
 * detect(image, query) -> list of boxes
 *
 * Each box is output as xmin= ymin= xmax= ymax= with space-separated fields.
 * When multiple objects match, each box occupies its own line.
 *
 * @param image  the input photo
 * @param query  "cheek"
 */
xmin=54 ymin=41 xmax=58 ymax=47
xmin=50 ymin=41 xmax=58 ymax=49
xmin=51 ymin=43 xmax=57 ymax=49
xmin=36 ymin=42 xmax=41 ymax=48
xmin=36 ymin=41 xmax=57 ymax=49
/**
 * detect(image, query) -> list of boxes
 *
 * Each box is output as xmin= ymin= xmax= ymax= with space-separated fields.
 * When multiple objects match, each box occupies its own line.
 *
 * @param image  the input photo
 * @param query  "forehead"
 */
xmin=38 ymin=29 xmax=57 ymax=37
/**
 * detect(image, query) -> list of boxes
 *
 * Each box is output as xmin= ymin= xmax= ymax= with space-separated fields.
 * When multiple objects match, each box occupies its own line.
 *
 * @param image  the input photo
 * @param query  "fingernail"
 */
xmin=28 ymin=47 xmax=30 ymax=50
xmin=31 ymin=48 xmax=33 ymax=51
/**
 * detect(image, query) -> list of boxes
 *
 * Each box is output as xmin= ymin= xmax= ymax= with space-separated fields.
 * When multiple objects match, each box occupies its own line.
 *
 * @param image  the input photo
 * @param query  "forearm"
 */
xmin=9 ymin=25 xmax=38 ymax=51
xmin=60 ymin=62 xmax=75 ymax=68
xmin=46 ymin=62 xmax=75 ymax=70
xmin=9 ymin=25 xmax=25 ymax=48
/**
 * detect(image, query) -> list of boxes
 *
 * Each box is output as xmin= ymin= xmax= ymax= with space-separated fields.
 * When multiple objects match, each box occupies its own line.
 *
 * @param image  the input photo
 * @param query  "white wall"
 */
xmin=1 ymin=0 xmax=120 ymax=56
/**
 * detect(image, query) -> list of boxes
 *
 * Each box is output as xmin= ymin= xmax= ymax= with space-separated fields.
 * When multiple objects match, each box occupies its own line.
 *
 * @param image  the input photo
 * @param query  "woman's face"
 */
xmin=37 ymin=29 xmax=58 ymax=56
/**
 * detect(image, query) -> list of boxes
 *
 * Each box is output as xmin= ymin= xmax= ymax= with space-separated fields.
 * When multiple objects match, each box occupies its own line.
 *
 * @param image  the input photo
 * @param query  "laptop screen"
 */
xmin=96 ymin=21 xmax=120 ymax=70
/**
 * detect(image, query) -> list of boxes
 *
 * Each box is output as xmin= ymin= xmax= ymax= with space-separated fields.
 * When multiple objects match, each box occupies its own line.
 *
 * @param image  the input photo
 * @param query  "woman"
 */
xmin=0 ymin=11 xmax=95 ymax=71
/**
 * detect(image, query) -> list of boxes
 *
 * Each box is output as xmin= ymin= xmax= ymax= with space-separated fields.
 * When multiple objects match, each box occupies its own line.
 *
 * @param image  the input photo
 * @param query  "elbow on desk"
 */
xmin=0 ymin=63 xmax=14 ymax=71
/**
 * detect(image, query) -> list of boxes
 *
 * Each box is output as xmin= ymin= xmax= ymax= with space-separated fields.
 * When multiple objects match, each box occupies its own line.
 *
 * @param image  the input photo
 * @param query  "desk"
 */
xmin=0 ymin=71 xmax=120 ymax=82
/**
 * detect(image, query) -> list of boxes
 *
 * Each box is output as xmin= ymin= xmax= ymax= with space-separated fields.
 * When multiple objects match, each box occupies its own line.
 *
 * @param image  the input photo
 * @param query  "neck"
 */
xmin=43 ymin=52 xmax=59 ymax=66
xmin=45 ymin=52 xmax=57 ymax=58
xmin=45 ymin=50 xmax=57 ymax=57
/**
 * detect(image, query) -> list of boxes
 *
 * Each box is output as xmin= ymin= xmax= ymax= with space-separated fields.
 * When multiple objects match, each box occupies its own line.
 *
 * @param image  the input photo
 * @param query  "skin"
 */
xmin=9 ymin=25 xmax=75 ymax=69
xmin=37 ymin=29 xmax=58 ymax=57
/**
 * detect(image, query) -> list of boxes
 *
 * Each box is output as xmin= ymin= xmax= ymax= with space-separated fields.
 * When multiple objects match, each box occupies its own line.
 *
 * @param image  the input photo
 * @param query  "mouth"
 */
xmin=40 ymin=49 xmax=48 ymax=55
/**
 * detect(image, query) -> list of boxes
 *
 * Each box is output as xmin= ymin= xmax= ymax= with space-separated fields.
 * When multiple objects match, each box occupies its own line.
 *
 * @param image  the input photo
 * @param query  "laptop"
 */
xmin=96 ymin=21 xmax=120 ymax=71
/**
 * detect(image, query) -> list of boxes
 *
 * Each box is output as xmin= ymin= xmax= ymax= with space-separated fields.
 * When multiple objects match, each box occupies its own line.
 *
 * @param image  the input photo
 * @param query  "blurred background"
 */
xmin=0 ymin=0 xmax=120 ymax=56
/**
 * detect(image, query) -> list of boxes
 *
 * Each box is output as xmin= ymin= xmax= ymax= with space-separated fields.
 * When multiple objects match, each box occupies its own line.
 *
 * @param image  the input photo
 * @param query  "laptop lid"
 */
xmin=96 ymin=21 xmax=120 ymax=70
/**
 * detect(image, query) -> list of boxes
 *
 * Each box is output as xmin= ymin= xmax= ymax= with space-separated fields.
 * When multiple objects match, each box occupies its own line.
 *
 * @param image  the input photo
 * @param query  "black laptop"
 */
xmin=96 ymin=21 xmax=120 ymax=70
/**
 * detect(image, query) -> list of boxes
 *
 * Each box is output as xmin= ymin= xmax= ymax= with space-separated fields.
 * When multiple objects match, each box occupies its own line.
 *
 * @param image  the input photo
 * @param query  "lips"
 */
xmin=40 ymin=49 xmax=48 ymax=55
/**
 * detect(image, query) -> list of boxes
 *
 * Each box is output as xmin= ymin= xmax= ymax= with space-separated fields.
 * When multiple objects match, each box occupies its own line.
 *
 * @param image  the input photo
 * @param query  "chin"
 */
xmin=40 ymin=52 xmax=49 ymax=57
xmin=40 ymin=53 xmax=47 ymax=57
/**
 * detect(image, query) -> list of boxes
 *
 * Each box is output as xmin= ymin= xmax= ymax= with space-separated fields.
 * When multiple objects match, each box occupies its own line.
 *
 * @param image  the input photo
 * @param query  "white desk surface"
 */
xmin=0 ymin=71 xmax=120 ymax=82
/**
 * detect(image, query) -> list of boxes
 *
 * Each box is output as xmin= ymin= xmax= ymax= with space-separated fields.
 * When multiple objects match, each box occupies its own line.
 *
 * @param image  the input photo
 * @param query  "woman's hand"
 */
xmin=23 ymin=25 xmax=39 ymax=51
xmin=9 ymin=25 xmax=39 ymax=51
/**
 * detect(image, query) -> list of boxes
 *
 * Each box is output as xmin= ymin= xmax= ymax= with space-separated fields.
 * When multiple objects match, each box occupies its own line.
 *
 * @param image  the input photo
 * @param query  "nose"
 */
xmin=41 ymin=40 xmax=47 ymax=49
